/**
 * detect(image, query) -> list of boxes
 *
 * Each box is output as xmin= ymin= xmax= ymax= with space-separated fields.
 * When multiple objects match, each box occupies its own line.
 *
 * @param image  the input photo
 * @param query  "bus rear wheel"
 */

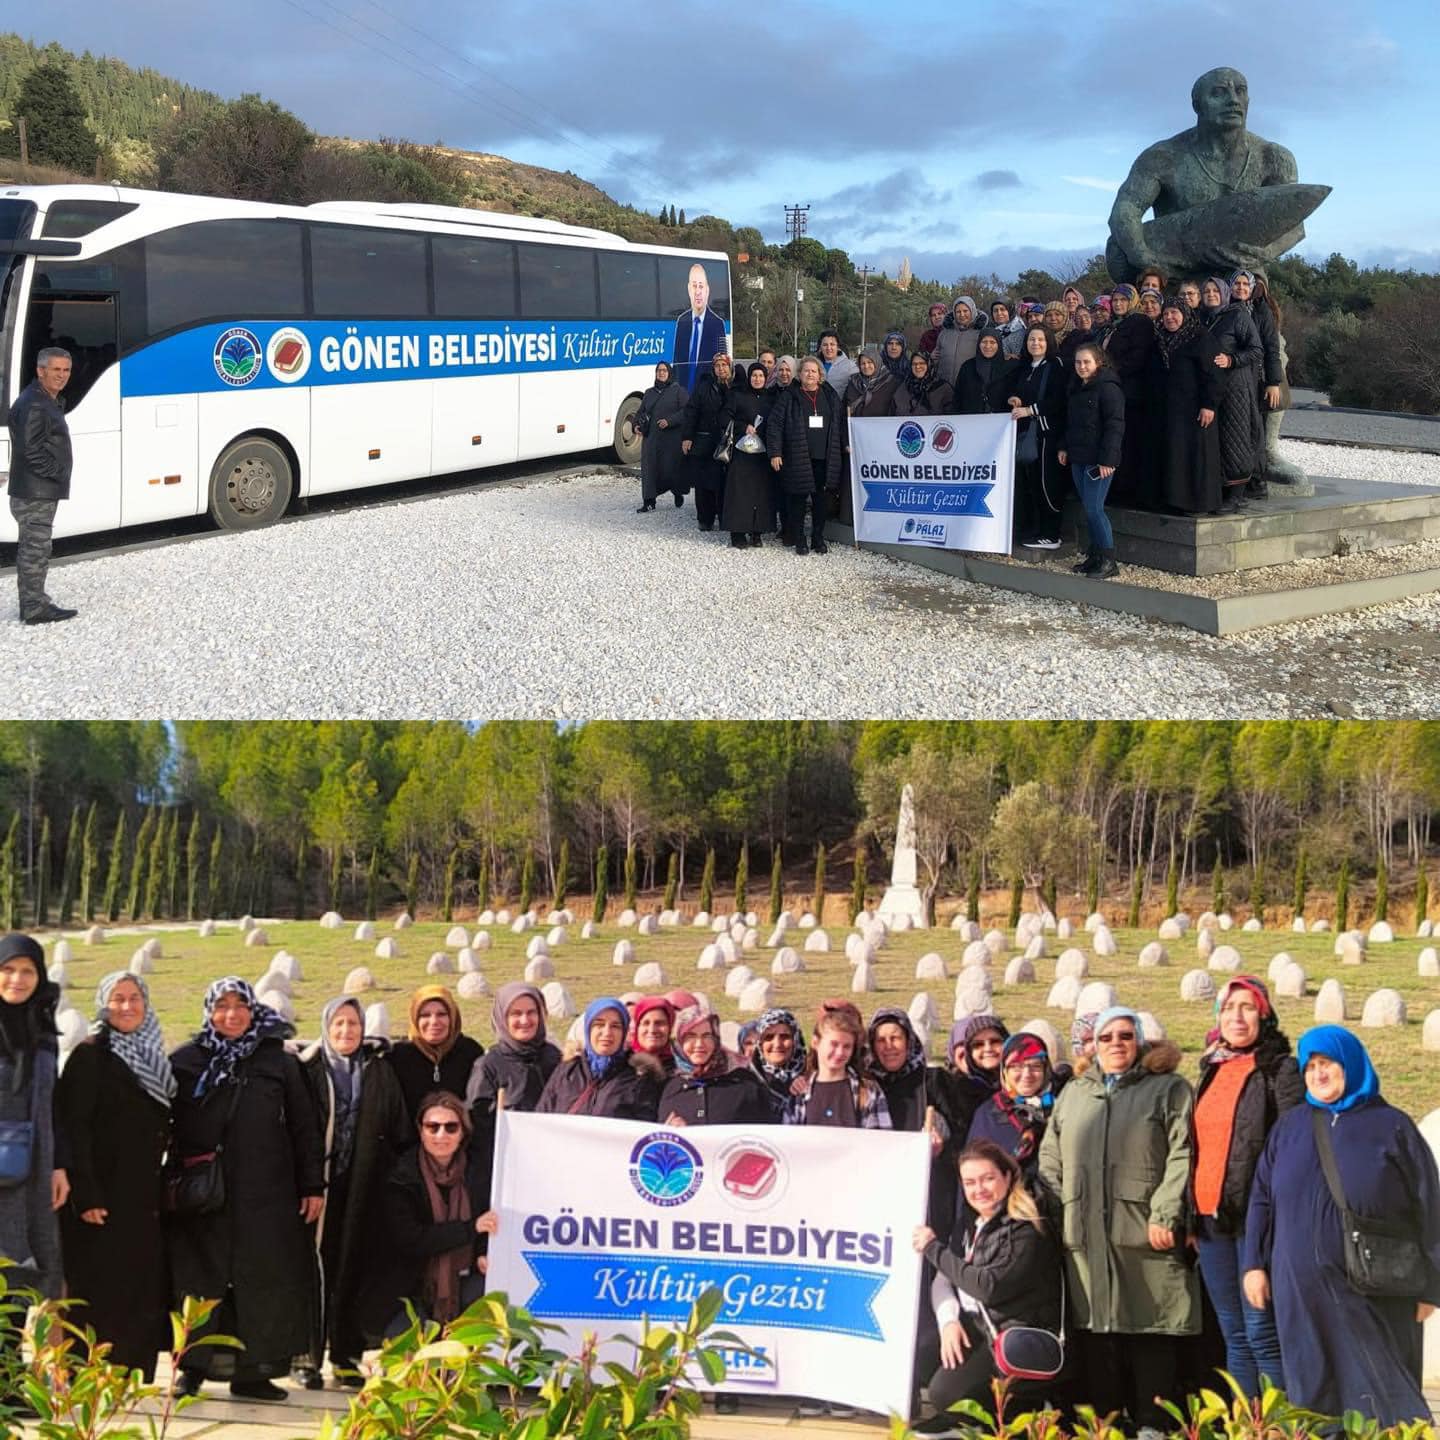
xmin=612 ymin=396 xmax=643 ymax=466
xmin=208 ymin=437 xmax=294 ymax=531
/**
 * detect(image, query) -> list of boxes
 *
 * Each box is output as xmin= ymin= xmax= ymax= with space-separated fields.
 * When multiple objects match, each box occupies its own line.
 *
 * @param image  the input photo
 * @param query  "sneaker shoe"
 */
xmin=811 ymin=537 xmax=829 ymax=554
xmin=292 ymin=1366 xmax=322 ymax=1391
xmin=22 ymin=603 xmax=77 ymax=625
xmin=1023 ymin=537 xmax=1062 ymax=550
xmin=230 ymin=1379 xmax=289 ymax=1403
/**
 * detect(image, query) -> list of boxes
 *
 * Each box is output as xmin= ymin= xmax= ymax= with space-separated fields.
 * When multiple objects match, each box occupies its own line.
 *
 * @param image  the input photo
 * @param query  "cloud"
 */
xmin=974 ymin=170 xmax=1022 ymax=191
xmin=1063 ymin=176 xmax=1121 ymax=192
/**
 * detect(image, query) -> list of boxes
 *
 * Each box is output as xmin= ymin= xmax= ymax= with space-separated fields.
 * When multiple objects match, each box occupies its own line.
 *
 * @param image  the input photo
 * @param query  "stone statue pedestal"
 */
xmin=877 ymin=882 xmax=927 ymax=928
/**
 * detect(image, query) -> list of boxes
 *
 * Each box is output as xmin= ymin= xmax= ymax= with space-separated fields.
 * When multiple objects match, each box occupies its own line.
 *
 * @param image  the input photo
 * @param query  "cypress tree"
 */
xmin=1374 ymin=852 xmax=1388 ymax=923
xmin=663 ymin=852 xmax=679 ymax=912
xmin=127 ymin=806 xmax=155 ymax=921
xmin=678 ymin=208 xmax=686 ymax=226
xmin=1292 ymin=847 xmax=1307 ymax=920
xmin=698 ymin=847 xmax=715 ymax=915
xmin=0 ymin=814 xmax=18 ymax=930
xmin=1417 ymin=863 xmax=1430 ymax=925
xmin=1164 ymin=857 xmax=1178 ymax=918
xmin=1335 ymin=857 xmax=1350 ymax=931
xmin=206 ymin=826 xmax=223 ymax=917
xmin=405 ymin=852 xmax=420 ymax=918
xmin=164 ymin=810 xmax=181 ymax=918
xmin=365 ymin=848 xmax=380 ymax=921
xmin=849 ymin=845 xmax=866 ymax=924
xmin=33 ymin=814 xmax=51 ymax=927
xmin=770 ymin=845 xmax=784 ymax=924
xmin=1086 ymin=855 xmax=1100 ymax=915
xmin=78 ymin=801 xmax=98 ymax=923
xmin=622 ymin=845 xmax=637 ymax=911
xmin=811 ymin=843 xmax=826 ymax=922
xmin=294 ymin=834 xmax=308 ymax=920
xmin=143 ymin=808 xmax=166 ymax=919
xmin=593 ymin=845 xmax=609 ymax=922
xmin=57 ymin=803 xmax=81 ymax=926
xmin=1127 ymin=866 xmax=1143 ymax=929
xmin=328 ymin=847 xmax=343 ymax=913
xmin=967 ymin=854 xmax=981 ymax=923
xmin=734 ymin=842 xmax=749 ymax=915
xmin=1007 ymin=872 xmax=1023 ymax=929
xmin=442 ymin=848 xmax=458 ymax=923
xmin=185 ymin=813 xmax=201 ymax=920
xmin=519 ymin=848 xmax=535 ymax=915
xmin=476 ymin=850 xmax=491 ymax=915
xmin=555 ymin=839 xmax=570 ymax=910
xmin=1212 ymin=853 xmax=1224 ymax=915
xmin=103 ymin=811 xmax=127 ymax=922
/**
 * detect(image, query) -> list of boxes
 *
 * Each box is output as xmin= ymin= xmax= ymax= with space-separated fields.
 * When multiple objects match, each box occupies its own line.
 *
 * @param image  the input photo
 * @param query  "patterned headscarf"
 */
xmin=91 ymin=971 xmax=175 ymax=1108
xmin=749 ymin=1007 xmax=807 ymax=1093
xmin=672 ymin=1006 xmax=727 ymax=1079
xmin=194 ymin=976 xmax=288 ymax=1097
xmin=906 ymin=351 xmax=942 ymax=405
xmin=867 ymin=1007 xmax=926 ymax=1081
xmin=1110 ymin=284 xmax=1140 ymax=312
xmin=1205 ymin=975 xmax=1278 ymax=1064
xmin=1071 ymin=1011 xmax=1099 ymax=1055
xmin=1156 ymin=297 xmax=1203 ymax=367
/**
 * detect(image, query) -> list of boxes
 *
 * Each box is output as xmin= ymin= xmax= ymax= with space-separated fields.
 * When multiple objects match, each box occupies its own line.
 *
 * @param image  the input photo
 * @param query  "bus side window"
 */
xmin=311 ymin=225 xmax=427 ymax=318
xmin=23 ymin=284 xmax=118 ymax=411
xmin=517 ymin=244 xmax=598 ymax=320
xmin=598 ymin=253 xmax=659 ymax=321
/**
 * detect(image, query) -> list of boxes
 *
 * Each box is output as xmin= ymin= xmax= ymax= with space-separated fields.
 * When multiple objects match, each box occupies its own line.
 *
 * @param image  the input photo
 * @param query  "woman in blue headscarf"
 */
xmin=1242 ymin=1026 xmax=1440 ymax=1425
xmin=535 ymin=997 xmax=662 ymax=1120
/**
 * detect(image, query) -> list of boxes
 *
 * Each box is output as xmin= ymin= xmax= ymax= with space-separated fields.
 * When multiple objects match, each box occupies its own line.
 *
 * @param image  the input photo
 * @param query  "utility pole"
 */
xmin=752 ymin=301 xmax=760 ymax=359
xmin=17 ymin=117 xmax=28 ymax=168
xmin=857 ymin=265 xmax=874 ymax=348
xmin=784 ymin=202 xmax=809 ymax=354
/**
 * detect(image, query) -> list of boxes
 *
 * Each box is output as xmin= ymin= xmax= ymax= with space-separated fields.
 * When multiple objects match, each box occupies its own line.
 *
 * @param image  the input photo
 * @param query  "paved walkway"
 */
xmin=1283 ymin=403 xmax=1440 ymax=452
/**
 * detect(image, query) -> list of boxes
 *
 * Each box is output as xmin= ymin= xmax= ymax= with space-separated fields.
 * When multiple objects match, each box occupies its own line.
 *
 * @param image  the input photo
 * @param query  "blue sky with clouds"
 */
xmin=20 ymin=0 xmax=1440 ymax=282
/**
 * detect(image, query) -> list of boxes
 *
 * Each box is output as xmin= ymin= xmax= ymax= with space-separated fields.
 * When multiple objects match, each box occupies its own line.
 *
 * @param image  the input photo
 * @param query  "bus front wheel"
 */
xmin=208 ymin=437 xmax=294 ymax=531
xmin=612 ymin=396 xmax=643 ymax=466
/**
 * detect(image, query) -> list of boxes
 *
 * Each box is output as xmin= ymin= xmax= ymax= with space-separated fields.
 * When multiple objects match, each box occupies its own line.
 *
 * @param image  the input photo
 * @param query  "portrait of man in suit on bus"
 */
xmin=671 ymin=263 xmax=727 ymax=393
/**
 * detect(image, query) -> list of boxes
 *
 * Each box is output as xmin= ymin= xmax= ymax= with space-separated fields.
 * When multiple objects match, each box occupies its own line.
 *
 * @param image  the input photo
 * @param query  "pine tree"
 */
xmin=1212 ymin=853 xmax=1224 ymax=915
xmin=0 ymin=814 xmax=18 ymax=930
xmin=593 ymin=845 xmax=609 ymax=922
xmin=78 ymin=801 xmax=98 ymax=923
xmin=126 ymin=806 xmax=154 ymax=920
xmin=1086 ymin=855 xmax=1100 ymax=915
xmin=0 ymin=61 xmax=100 ymax=173
xmin=294 ymin=834 xmax=308 ymax=920
xmin=1374 ymin=852 xmax=1388 ymax=923
xmin=206 ymin=826 xmax=223 ymax=917
xmin=1335 ymin=858 xmax=1350 ymax=931
xmin=143 ymin=808 xmax=166 ymax=919
xmin=663 ymin=852 xmax=679 ymax=912
xmin=442 ymin=848 xmax=458 ymax=923
xmin=622 ymin=845 xmax=637 ymax=911
xmin=1164 ymin=857 xmax=1178 ymax=918
xmin=698 ymin=848 xmax=715 ymax=915
xmin=967 ymin=854 xmax=981 ymax=923
xmin=770 ymin=846 xmax=784 ymax=924
xmin=1008 ymin=873 xmax=1023 ymax=929
xmin=365 ymin=848 xmax=380 ymax=921
xmin=164 ymin=810 xmax=181 ymax=918
xmin=1417 ymin=863 xmax=1430 ymax=925
xmin=555 ymin=839 xmax=570 ymax=910
xmin=1127 ymin=866 xmax=1143 ymax=929
xmin=734 ymin=843 xmax=749 ymax=915
xmin=57 ymin=803 xmax=81 ymax=926
xmin=849 ymin=845 xmax=866 ymax=924
xmin=1292 ymin=847 xmax=1307 ymax=921
xmin=185 ymin=813 xmax=201 ymax=920
xmin=811 ymin=843 xmax=826 ymax=922
xmin=102 ymin=811 xmax=126 ymax=922
xmin=520 ymin=848 xmax=535 ymax=915
xmin=476 ymin=850 xmax=491 ymax=915
xmin=33 ymin=814 xmax=51 ymax=927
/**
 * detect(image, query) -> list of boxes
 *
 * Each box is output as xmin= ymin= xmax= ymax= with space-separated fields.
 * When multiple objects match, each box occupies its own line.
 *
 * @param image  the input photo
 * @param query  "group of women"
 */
xmin=634 ymin=270 xmax=1284 ymax=582
xmin=0 ymin=929 xmax=1435 ymax=1435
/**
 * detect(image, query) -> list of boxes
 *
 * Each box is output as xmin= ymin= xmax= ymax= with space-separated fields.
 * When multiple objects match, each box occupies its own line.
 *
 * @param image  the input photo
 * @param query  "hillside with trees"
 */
xmin=1 ymin=33 xmax=1437 ymax=409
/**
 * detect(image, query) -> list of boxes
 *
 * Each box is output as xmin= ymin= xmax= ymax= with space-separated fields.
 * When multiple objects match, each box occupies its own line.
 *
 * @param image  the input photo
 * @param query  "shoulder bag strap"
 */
xmin=1310 ymin=1106 xmax=1352 ymax=1221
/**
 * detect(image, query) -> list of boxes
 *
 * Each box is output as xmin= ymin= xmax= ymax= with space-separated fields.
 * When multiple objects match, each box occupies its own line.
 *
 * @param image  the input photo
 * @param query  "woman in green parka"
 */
xmin=1036 ymin=1005 xmax=1198 ymax=1438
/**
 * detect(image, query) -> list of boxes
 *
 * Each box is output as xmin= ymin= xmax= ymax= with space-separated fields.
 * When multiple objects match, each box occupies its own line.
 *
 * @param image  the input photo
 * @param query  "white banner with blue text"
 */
xmin=848 ymin=413 xmax=1016 ymax=552
xmin=486 ymin=1110 xmax=930 ymax=1415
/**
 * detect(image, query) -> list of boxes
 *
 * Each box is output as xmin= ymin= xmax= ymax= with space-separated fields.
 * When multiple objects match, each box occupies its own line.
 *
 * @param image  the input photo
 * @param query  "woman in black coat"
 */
xmin=1201 ymin=277 xmax=1265 ymax=508
xmin=168 ymin=977 xmax=325 ymax=1403
xmin=295 ymin=996 xmax=409 ymax=1389
xmin=1099 ymin=285 xmax=1156 ymax=505
xmin=1232 ymin=270 xmax=1284 ymax=495
xmin=766 ymin=355 xmax=843 ymax=556
xmin=953 ymin=330 xmax=1013 ymax=415
xmin=1057 ymin=342 xmax=1125 ymax=578
xmin=911 ymin=1140 xmax=1064 ymax=1432
xmin=720 ymin=362 xmax=779 ymax=546
xmin=840 ymin=347 xmax=898 ymax=526
xmin=1007 ymin=326 xmax=1069 ymax=553
xmin=635 ymin=361 xmax=688 ymax=512
xmin=869 ymin=1007 xmax=955 ymax=1229
xmin=387 ymin=985 xmax=484 ymax=1128
xmin=1147 ymin=296 xmax=1225 ymax=515
xmin=680 ymin=352 xmax=734 ymax=532
xmin=893 ymin=350 xmax=954 ymax=417
xmin=536 ymin=996 xmax=662 ymax=1120
xmin=56 ymin=970 xmax=172 ymax=1380
xmin=659 ymin=1007 xmax=778 ymax=1126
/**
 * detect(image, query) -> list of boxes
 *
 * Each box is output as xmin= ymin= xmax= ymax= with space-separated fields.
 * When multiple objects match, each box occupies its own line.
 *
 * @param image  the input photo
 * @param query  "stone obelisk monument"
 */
xmin=877 ymin=784 xmax=927 ymax=928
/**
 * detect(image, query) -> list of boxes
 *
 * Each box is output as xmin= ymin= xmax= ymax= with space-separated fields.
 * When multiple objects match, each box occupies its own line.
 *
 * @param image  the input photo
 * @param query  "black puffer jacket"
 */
xmin=1062 ymin=368 xmax=1126 ymax=469
xmin=535 ymin=1048 xmax=664 ymax=1120
xmin=6 ymin=380 xmax=72 ymax=501
xmin=766 ymin=384 xmax=844 ymax=496
xmin=1189 ymin=1032 xmax=1303 ymax=1234
xmin=922 ymin=1211 xmax=1063 ymax=1333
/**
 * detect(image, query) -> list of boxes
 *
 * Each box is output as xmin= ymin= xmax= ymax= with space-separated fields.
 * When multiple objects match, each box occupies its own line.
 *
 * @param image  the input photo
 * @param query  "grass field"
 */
xmin=34 ymin=902 xmax=1440 ymax=1120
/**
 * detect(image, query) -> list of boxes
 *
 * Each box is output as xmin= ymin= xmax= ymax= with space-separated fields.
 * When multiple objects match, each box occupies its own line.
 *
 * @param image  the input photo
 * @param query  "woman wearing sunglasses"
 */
xmin=1037 ymin=1006 xmax=1197 ymax=1440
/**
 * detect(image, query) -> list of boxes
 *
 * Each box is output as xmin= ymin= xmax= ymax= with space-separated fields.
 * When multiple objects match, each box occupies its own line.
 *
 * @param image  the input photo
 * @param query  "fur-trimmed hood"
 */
xmin=560 ymin=1040 xmax=666 ymax=1082
xmin=1073 ymin=1036 xmax=1181 ymax=1080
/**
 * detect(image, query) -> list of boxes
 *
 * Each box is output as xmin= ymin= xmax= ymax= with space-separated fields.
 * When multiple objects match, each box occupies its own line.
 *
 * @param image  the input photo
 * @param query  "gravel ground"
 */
xmin=1 ymin=440 xmax=1437 ymax=721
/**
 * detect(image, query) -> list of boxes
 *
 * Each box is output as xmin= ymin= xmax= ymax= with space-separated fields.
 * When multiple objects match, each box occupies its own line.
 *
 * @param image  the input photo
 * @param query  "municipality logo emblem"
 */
xmin=629 ymin=1131 xmax=703 ymax=1207
xmin=214 ymin=328 xmax=262 ymax=387
xmin=896 ymin=421 xmax=925 ymax=458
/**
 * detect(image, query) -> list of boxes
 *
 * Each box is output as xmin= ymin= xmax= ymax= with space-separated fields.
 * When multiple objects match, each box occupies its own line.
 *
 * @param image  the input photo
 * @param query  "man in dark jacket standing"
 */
xmin=6 ymin=347 xmax=77 ymax=624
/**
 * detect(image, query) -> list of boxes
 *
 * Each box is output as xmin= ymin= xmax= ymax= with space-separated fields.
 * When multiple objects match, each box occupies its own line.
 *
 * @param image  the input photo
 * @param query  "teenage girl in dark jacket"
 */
xmin=1058 ymin=342 xmax=1125 ymax=579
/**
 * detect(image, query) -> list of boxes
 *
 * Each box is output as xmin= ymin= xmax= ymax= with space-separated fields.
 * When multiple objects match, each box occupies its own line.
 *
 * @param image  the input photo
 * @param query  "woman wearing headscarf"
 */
xmin=1042 ymin=300 xmax=1072 ymax=350
xmin=1243 ymin=1027 xmax=1440 ymax=1426
xmin=364 ymin=1091 xmax=496 ymax=1338
xmin=767 ymin=355 xmax=843 ymax=556
xmin=629 ymin=995 xmax=677 ymax=1076
xmin=1007 ymin=326 xmax=1069 ymax=552
xmin=966 ymin=1032 xmax=1061 ymax=1183
xmin=1145 ymin=294 xmax=1225 ymax=515
xmin=387 ymin=985 xmax=484 ymax=1127
xmin=680 ymin=351 xmax=734 ymax=532
xmin=660 ymin=1007 xmax=777 ymax=1126
xmin=769 ymin=355 xmax=796 ymax=392
xmin=1096 ymin=284 xmax=1156 ymax=504
xmin=1057 ymin=341 xmax=1126 ymax=578
xmin=880 ymin=331 xmax=910 ymax=383
xmin=1037 ymin=1006 xmax=1197 ymax=1438
xmin=935 ymin=296 xmax=981 ymax=387
xmin=168 ymin=977 xmax=325 ymax=1402
xmin=1059 ymin=304 xmax=1095 ymax=368
xmin=1200 ymin=276 xmax=1265 ymax=511
xmin=468 ymin=981 xmax=561 ymax=1122
xmin=1230 ymin=270 xmax=1284 ymax=497
xmin=953 ymin=329 xmax=1013 ymax=415
xmin=869 ymin=1007 xmax=953 ymax=1221
xmin=536 ymin=997 xmax=663 ymax=1119
xmin=748 ymin=1007 xmax=807 ymax=1107
xmin=1061 ymin=285 xmax=1087 ymax=317
xmin=293 ymin=995 xmax=408 ymax=1389
xmin=841 ymin=345 xmax=899 ymax=525
xmin=721 ymin=361 xmax=779 ymax=547
xmin=1186 ymin=976 xmax=1301 ymax=1401
xmin=934 ymin=1014 xmax=1009 ymax=1145
xmin=55 ymin=969 xmax=172 ymax=1380
xmin=893 ymin=349 xmax=954 ymax=417
xmin=988 ymin=299 xmax=1026 ymax=360
xmin=635 ymin=361 xmax=688 ymax=513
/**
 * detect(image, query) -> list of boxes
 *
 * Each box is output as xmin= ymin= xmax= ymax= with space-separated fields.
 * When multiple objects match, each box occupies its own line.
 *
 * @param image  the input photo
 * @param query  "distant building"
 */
xmin=896 ymin=258 xmax=913 ymax=292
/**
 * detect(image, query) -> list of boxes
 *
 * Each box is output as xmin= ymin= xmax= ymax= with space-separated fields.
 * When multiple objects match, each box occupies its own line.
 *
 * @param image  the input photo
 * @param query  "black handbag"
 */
xmin=713 ymin=421 xmax=735 ymax=465
xmin=165 ymin=1081 xmax=242 ymax=1218
xmin=1311 ymin=1108 xmax=1424 ymax=1298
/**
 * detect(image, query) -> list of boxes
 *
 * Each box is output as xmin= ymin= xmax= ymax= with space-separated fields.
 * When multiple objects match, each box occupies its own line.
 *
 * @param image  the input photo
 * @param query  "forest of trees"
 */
xmin=0 ymin=722 xmax=1435 ymax=933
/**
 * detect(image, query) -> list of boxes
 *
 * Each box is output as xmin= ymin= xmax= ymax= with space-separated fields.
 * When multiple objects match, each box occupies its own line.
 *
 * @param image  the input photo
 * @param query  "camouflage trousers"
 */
xmin=8 ymin=495 xmax=58 ymax=621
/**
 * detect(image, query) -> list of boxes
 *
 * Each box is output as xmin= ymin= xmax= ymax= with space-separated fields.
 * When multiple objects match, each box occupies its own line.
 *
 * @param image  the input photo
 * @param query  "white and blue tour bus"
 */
xmin=0 ymin=184 xmax=731 ymax=538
